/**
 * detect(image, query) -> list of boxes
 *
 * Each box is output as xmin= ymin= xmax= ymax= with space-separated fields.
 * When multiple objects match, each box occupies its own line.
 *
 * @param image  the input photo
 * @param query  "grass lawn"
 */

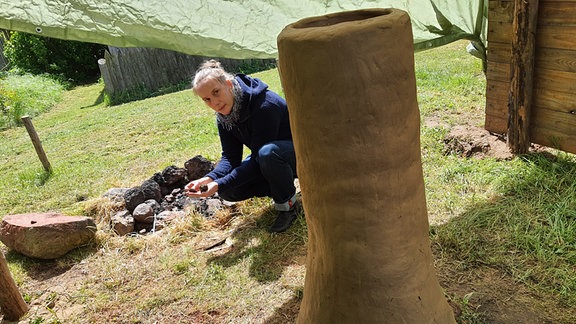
xmin=1 ymin=40 xmax=576 ymax=323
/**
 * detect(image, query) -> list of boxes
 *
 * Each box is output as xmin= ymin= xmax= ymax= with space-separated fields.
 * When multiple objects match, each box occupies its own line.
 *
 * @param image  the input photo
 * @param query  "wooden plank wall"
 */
xmin=485 ymin=0 xmax=576 ymax=153
xmin=0 ymin=37 xmax=7 ymax=70
xmin=97 ymin=47 xmax=276 ymax=98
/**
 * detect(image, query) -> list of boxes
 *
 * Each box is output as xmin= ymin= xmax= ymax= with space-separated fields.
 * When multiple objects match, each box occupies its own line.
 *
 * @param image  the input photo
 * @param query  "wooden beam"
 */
xmin=507 ymin=0 xmax=539 ymax=154
xmin=21 ymin=115 xmax=52 ymax=173
xmin=0 ymin=252 xmax=28 ymax=321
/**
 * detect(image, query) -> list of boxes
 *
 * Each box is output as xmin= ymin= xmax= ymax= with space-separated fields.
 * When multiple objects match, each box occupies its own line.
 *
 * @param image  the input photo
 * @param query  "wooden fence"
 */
xmin=485 ymin=0 xmax=576 ymax=153
xmin=98 ymin=47 xmax=275 ymax=98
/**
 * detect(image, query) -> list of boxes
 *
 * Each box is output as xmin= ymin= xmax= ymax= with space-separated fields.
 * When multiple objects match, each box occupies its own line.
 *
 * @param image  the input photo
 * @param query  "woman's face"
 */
xmin=195 ymin=78 xmax=234 ymax=115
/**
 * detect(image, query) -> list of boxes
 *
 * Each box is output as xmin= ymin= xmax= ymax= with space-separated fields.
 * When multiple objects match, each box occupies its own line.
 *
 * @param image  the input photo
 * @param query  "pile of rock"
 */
xmin=105 ymin=155 xmax=235 ymax=235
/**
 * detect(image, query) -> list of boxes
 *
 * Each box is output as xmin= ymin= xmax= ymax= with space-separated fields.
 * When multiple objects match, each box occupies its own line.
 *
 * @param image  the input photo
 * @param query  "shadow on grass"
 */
xmin=15 ymin=167 xmax=53 ymax=187
xmin=430 ymin=151 xmax=576 ymax=323
xmin=263 ymin=295 xmax=302 ymax=323
xmin=35 ymin=168 xmax=52 ymax=186
xmin=80 ymin=87 xmax=105 ymax=109
xmin=206 ymin=205 xmax=307 ymax=283
xmin=4 ymin=242 xmax=99 ymax=281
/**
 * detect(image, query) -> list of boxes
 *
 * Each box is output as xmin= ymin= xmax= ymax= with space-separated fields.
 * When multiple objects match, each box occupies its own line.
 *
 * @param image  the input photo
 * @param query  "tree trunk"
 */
xmin=0 ymin=252 xmax=28 ymax=321
xmin=507 ymin=0 xmax=539 ymax=154
xmin=277 ymin=8 xmax=455 ymax=323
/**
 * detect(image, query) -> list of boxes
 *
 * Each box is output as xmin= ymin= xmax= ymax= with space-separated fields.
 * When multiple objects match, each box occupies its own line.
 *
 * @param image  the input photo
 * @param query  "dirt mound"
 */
xmin=443 ymin=125 xmax=551 ymax=160
xmin=443 ymin=125 xmax=513 ymax=160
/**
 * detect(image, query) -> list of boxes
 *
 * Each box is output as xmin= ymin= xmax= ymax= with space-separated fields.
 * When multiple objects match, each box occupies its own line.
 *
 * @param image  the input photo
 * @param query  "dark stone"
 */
xmin=151 ymin=172 xmax=165 ymax=185
xmin=162 ymin=165 xmax=188 ymax=185
xmin=124 ymin=187 xmax=146 ymax=214
xmin=141 ymin=179 xmax=162 ymax=202
xmin=184 ymin=155 xmax=214 ymax=181
xmin=152 ymin=165 xmax=188 ymax=196
xmin=152 ymin=173 xmax=171 ymax=196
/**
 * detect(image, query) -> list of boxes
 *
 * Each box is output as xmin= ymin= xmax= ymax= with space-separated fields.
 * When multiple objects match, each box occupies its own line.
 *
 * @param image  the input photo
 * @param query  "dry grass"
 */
xmin=3 ymin=196 xmax=307 ymax=323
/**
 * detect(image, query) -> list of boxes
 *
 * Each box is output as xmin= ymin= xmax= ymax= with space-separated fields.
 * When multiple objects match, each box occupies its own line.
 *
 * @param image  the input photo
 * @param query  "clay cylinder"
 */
xmin=277 ymin=9 xmax=455 ymax=323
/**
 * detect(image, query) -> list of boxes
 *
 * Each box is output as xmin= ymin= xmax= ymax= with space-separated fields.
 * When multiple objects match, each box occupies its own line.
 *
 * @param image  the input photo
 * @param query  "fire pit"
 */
xmin=104 ymin=155 xmax=235 ymax=235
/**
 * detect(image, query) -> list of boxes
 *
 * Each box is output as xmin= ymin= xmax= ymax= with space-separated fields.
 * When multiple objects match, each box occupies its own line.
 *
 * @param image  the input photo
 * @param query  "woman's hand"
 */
xmin=184 ymin=177 xmax=218 ymax=198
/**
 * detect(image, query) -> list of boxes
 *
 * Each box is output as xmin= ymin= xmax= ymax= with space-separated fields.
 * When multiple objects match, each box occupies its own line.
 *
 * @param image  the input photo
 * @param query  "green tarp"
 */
xmin=0 ymin=0 xmax=487 ymax=59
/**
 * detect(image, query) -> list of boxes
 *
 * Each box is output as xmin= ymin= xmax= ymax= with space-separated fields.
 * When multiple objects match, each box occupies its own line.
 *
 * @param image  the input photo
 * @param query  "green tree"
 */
xmin=3 ymin=31 xmax=107 ymax=84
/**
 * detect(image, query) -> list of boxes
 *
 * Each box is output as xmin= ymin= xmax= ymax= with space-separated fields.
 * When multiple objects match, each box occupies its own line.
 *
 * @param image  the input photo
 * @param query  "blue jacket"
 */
xmin=206 ymin=74 xmax=292 ymax=192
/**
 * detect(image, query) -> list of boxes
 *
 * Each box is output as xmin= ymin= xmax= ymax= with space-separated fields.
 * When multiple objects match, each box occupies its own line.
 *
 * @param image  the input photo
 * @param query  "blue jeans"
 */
xmin=217 ymin=140 xmax=297 ymax=210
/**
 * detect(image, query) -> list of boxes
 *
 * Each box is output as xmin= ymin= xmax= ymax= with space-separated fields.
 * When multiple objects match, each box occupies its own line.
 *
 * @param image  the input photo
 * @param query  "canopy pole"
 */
xmin=507 ymin=0 xmax=539 ymax=154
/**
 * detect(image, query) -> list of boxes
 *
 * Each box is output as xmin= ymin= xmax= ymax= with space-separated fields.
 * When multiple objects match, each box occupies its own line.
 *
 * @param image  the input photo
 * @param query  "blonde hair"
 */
xmin=192 ymin=59 xmax=235 ymax=94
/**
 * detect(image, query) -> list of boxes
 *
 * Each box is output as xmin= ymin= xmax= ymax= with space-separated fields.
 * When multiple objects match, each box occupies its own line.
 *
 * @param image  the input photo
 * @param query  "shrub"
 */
xmin=0 ymin=84 xmax=22 ymax=129
xmin=0 ymin=73 xmax=65 ymax=130
xmin=3 ymin=31 xmax=107 ymax=84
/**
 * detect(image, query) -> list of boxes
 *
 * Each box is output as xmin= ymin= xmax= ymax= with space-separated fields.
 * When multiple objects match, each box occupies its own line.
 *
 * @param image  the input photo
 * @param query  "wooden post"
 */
xmin=0 ymin=252 xmax=28 ymax=321
xmin=21 ymin=115 xmax=52 ymax=173
xmin=507 ymin=0 xmax=539 ymax=154
xmin=97 ymin=58 xmax=115 ymax=96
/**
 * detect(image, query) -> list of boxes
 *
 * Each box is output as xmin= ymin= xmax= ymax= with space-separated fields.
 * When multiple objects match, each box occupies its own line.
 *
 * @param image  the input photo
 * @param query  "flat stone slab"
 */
xmin=0 ymin=213 xmax=96 ymax=259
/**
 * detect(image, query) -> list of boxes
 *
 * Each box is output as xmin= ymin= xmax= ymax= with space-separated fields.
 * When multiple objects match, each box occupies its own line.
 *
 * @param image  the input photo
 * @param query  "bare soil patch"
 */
xmin=443 ymin=125 xmax=550 ymax=161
